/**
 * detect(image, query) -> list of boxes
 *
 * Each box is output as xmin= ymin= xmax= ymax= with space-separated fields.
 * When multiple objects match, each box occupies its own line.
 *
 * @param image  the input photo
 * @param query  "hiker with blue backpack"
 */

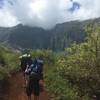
xmin=25 ymin=56 xmax=44 ymax=100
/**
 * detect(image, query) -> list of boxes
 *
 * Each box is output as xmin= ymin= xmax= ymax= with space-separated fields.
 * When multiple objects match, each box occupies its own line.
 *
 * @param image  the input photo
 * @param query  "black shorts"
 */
xmin=26 ymin=73 xmax=40 ymax=96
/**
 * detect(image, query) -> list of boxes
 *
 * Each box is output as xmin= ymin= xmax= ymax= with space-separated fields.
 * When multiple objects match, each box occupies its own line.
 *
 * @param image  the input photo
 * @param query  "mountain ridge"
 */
xmin=0 ymin=18 xmax=100 ymax=51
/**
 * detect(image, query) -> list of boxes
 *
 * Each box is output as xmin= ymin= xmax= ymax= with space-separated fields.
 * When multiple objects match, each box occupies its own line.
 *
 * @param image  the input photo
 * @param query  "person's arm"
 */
xmin=25 ymin=65 xmax=32 ymax=75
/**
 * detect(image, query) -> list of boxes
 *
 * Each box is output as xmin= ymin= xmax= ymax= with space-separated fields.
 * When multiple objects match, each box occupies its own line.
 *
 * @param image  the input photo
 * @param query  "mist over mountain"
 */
xmin=0 ymin=18 xmax=100 ymax=51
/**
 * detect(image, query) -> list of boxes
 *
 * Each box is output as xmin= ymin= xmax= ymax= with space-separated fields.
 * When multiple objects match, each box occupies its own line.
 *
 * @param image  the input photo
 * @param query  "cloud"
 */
xmin=0 ymin=1 xmax=18 ymax=27
xmin=0 ymin=0 xmax=4 ymax=8
xmin=72 ymin=0 xmax=100 ymax=19
xmin=0 ymin=0 xmax=100 ymax=29
xmin=68 ymin=1 xmax=80 ymax=13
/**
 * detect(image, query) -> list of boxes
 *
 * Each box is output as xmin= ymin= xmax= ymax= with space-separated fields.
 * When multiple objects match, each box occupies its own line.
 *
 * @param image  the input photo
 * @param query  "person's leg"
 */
xmin=29 ymin=73 xmax=40 ymax=100
xmin=28 ymin=96 xmax=31 ymax=100
xmin=25 ymin=74 xmax=29 ymax=86
xmin=33 ymin=78 xmax=40 ymax=100
xmin=26 ymin=79 xmax=33 ymax=99
xmin=39 ymin=80 xmax=44 ymax=92
xmin=34 ymin=95 xmax=39 ymax=100
xmin=21 ymin=67 xmax=27 ymax=87
xmin=21 ymin=71 xmax=26 ymax=88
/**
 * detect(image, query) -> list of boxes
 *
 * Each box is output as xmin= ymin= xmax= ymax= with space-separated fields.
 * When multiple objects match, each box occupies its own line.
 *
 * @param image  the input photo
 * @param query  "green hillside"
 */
xmin=0 ymin=19 xmax=100 ymax=100
xmin=0 ymin=45 xmax=19 ymax=80
xmin=1 ymin=18 xmax=100 ymax=51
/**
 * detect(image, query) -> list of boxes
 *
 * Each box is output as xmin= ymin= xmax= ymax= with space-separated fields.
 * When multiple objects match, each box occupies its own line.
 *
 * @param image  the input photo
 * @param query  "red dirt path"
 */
xmin=0 ymin=72 xmax=48 ymax=100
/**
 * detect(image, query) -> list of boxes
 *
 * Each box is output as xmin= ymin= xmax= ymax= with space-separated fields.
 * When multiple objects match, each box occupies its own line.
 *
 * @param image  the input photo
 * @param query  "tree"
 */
xmin=56 ymin=24 xmax=100 ymax=99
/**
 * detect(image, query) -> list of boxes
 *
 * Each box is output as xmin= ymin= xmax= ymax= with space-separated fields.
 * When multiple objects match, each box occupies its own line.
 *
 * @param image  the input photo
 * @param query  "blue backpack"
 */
xmin=26 ymin=58 xmax=43 ymax=75
xmin=32 ymin=59 xmax=43 ymax=72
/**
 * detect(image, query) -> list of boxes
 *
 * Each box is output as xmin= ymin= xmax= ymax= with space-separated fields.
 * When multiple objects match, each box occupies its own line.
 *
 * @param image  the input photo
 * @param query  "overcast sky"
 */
xmin=0 ymin=0 xmax=100 ymax=29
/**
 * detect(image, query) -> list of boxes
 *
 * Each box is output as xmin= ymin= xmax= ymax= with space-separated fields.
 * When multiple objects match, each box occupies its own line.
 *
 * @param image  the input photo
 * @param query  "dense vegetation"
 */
xmin=0 ymin=45 xmax=19 ymax=80
xmin=44 ymin=25 xmax=100 ymax=100
xmin=0 ymin=23 xmax=100 ymax=100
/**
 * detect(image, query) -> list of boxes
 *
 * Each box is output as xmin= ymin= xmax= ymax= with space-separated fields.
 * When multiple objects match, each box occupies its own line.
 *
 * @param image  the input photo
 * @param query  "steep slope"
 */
xmin=0 ymin=27 xmax=11 ymax=42
xmin=50 ymin=21 xmax=86 ymax=50
xmin=9 ymin=24 xmax=51 ymax=49
xmin=0 ymin=18 xmax=100 ymax=51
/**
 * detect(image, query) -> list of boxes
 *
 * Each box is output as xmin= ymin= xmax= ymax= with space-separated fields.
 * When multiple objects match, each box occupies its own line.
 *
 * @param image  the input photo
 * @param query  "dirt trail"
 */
xmin=1 ymin=72 xmax=48 ymax=100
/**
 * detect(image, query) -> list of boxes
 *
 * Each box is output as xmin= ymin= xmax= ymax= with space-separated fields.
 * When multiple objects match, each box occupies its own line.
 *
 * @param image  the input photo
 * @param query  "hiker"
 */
xmin=25 ymin=56 xmax=44 ymax=100
xmin=19 ymin=54 xmax=33 ymax=85
xmin=19 ymin=54 xmax=32 ymax=71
